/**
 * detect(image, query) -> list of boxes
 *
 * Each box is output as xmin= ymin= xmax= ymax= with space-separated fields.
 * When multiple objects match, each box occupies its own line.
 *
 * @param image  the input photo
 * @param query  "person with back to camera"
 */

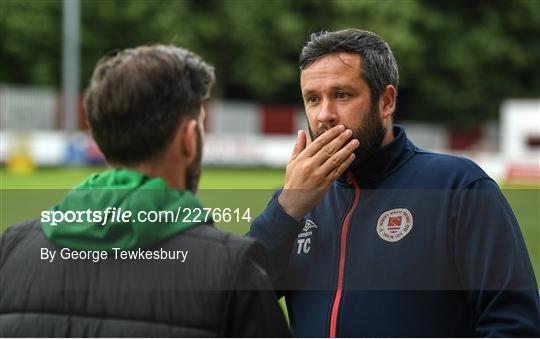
xmin=0 ymin=45 xmax=291 ymax=337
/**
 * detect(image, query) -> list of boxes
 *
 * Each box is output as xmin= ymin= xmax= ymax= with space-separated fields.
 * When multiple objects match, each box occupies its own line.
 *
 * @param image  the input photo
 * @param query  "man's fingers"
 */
xmin=305 ymin=129 xmax=312 ymax=147
xmin=328 ymin=153 xmax=356 ymax=181
xmin=313 ymin=128 xmax=354 ymax=165
xmin=290 ymin=130 xmax=307 ymax=161
xmin=302 ymin=125 xmax=345 ymax=157
xmin=319 ymin=138 xmax=360 ymax=174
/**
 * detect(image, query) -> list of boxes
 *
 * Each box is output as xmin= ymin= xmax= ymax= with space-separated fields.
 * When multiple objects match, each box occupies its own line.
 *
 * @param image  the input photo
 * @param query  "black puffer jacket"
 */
xmin=0 ymin=220 xmax=289 ymax=337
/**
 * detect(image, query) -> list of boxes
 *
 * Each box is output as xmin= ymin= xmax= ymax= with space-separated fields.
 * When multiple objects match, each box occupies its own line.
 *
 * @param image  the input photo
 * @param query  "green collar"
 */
xmin=41 ymin=169 xmax=204 ymax=250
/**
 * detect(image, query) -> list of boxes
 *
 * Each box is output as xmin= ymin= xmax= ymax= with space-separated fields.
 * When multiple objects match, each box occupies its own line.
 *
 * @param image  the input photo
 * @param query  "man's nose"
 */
xmin=317 ymin=99 xmax=338 ymax=124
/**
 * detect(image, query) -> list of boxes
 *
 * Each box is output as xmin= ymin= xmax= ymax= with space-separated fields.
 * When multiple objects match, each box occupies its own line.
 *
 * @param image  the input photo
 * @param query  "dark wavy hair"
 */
xmin=84 ymin=45 xmax=215 ymax=165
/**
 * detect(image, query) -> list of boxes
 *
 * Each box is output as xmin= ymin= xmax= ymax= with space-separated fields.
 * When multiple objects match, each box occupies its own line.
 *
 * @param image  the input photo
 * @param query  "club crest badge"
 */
xmin=376 ymin=208 xmax=413 ymax=242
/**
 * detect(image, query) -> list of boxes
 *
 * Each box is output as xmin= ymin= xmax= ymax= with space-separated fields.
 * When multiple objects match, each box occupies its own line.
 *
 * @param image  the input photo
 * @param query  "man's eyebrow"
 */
xmin=301 ymin=88 xmax=318 ymax=97
xmin=302 ymin=85 xmax=356 ymax=94
xmin=330 ymin=85 xmax=356 ymax=91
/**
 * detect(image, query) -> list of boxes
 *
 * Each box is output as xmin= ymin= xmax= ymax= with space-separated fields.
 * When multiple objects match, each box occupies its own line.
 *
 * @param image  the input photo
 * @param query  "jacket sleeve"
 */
xmin=452 ymin=178 xmax=540 ymax=337
xmin=247 ymin=190 xmax=304 ymax=284
xmin=223 ymin=241 xmax=290 ymax=337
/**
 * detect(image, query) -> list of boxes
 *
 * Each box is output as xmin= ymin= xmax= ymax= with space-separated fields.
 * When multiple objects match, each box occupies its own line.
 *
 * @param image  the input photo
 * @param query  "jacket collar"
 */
xmin=338 ymin=125 xmax=415 ymax=187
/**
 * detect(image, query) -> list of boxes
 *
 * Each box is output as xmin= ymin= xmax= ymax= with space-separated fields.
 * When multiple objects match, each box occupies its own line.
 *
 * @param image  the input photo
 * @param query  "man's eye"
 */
xmin=336 ymin=92 xmax=349 ymax=100
xmin=307 ymin=96 xmax=319 ymax=104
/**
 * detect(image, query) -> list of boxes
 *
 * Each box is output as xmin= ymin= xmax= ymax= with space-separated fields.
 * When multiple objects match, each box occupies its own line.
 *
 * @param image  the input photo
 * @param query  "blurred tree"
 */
xmin=0 ymin=0 xmax=62 ymax=85
xmin=407 ymin=0 xmax=540 ymax=126
xmin=1 ymin=0 xmax=538 ymax=127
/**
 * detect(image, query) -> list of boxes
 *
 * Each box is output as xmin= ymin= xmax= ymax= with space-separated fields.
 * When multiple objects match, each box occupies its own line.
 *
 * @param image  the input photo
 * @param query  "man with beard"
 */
xmin=249 ymin=29 xmax=540 ymax=337
xmin=0 ymin=45 xmax=296 ymax=337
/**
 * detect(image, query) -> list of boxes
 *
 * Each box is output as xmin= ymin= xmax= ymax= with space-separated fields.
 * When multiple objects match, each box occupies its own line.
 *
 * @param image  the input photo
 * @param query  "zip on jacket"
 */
xmin=329 ymin=172 xmax=361 ymax=338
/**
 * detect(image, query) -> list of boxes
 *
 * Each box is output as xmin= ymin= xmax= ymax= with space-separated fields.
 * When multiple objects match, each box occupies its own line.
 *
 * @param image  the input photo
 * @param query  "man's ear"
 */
xmin=180 ymin=119 xmax=198 ymax=163
xmin=379 ymin=85 xmax=397 ymax=119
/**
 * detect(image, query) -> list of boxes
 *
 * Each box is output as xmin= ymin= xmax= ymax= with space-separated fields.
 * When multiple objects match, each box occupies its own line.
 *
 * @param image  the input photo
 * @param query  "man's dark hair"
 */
xmin=84 ymin=45 xmax=215 ymax=165
xmin=299 ymin=29 xmax=399 ymax=105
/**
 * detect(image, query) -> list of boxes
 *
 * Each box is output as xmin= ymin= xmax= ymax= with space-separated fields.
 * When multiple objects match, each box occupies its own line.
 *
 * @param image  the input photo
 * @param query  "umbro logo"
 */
xmin=297 ymin=219 xmax=318 ymax=254
xmin=302 ymin=219 xmax=318 ymax=232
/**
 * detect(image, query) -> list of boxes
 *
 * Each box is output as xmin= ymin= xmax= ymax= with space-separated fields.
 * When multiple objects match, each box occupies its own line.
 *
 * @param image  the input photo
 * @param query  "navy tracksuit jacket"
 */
xmin=249 ymin=126 xmax=540 ymax=337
